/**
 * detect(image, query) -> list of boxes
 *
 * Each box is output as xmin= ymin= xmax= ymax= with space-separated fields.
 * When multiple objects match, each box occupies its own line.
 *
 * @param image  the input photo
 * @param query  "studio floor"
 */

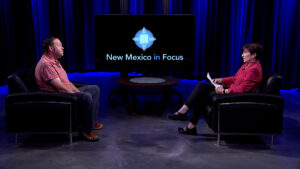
xmin=0 ymin=72 xmax=300 ymax=169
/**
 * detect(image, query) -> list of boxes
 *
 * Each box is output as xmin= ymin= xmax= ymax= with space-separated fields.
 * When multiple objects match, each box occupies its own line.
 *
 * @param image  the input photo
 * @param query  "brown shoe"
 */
xmin=83 ymin=132 xmax=99 ymax=141
xmin=93 ymin=123 xmax=103 ymax=130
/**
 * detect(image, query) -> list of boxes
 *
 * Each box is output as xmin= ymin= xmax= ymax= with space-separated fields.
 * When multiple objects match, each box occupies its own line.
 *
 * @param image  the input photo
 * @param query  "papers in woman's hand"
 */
xmin=207 ymin=73 xmax=223 ymax=89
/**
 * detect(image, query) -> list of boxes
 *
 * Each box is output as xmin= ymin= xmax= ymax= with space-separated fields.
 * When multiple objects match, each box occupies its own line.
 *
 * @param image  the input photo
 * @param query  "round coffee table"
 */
xmin=115 ymin=76 xmax=182 ymax=114
xmin=116 ymin=76 xmax=179 ymax=88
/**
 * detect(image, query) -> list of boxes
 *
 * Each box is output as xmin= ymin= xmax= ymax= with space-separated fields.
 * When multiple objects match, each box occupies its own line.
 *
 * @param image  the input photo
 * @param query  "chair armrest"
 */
xmin=5 ymin=91 xmax=77 ymax=103
xmin=210 ymin=93 xmax=283 ymax=105
xmin=5 ymin=92 xmax=79 ymax=133
xmin=205 ymin=93 xmax=284 ymax=134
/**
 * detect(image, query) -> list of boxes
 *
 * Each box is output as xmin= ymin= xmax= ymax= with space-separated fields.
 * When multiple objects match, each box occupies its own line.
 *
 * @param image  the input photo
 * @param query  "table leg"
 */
xmin=120 ymin=86 xmax=135 ymax=114
xmin=157 ymin=87 xmax=171 ymax=114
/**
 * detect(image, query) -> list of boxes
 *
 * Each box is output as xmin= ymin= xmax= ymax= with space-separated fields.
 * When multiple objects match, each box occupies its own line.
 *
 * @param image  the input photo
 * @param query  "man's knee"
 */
xmin=77 ymin=92 xmax=93 ymax=104
xmin=89 ymin=85 xmax=100 ymax=95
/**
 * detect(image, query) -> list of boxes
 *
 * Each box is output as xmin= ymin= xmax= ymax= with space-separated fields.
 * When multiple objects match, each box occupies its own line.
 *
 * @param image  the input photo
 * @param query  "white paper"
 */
xmin=207 ymin=72 xmax=223 ymax=89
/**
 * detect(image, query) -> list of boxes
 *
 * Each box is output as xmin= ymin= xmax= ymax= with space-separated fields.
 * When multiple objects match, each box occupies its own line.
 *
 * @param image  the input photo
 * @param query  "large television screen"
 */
xmin=95 ymin=14 xmax=195 ymax=73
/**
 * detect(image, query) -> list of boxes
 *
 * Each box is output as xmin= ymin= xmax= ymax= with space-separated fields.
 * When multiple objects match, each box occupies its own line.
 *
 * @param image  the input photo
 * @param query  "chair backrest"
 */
xmin=258 ymin=74 xmax=282 ymax=95
xmin=7 ymin=67 xmax=39 ymax=94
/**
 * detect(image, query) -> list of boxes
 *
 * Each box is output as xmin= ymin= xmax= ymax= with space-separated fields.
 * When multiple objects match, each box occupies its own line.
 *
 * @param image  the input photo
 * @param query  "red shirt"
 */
xmin=222 ymin=61 xmax=262 ymax=94
xmin=35 ymin=55 xmax=73 ymax=92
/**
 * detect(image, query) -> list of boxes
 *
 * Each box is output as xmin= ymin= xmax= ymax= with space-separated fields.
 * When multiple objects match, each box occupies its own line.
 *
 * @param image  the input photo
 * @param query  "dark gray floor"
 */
xmin=0 ymin=73 xmax=300 ymax=169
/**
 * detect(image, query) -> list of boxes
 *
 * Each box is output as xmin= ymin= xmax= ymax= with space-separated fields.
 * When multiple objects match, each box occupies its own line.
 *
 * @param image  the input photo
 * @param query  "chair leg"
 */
xmin=270 ymin=135 xmax=274 ymax=146
xmin=217 ymin=106 xmax=221 ymax=145
xmin=69 ymin=133 xmax=72 ymax=145
xmin=15 ymin=134 xmax=18 ymax=144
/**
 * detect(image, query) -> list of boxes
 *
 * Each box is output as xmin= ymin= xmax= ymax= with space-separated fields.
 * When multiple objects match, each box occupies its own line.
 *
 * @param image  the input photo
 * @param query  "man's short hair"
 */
xmin=242 ymin=43 xmax=264 ymax=60
xmin=42 ymin=36 xmax=58 ymax=54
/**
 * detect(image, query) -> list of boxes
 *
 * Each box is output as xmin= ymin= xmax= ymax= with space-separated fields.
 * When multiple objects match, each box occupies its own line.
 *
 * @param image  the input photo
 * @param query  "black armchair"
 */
xmin=204 ymin=74 xmax=284 ymax=145
xmin=5 ymin=68 xmax=85 ymax=144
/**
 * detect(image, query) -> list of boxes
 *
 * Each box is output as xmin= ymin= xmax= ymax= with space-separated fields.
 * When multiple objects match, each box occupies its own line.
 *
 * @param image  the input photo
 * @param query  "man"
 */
xmin=35 ymin=36 xmax=103 ymax=141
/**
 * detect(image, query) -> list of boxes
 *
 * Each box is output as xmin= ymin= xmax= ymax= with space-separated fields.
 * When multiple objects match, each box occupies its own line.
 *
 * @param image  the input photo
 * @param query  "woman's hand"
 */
xmin=215 ymin=87 xmax=227 ymax=94
xmin=213 ymin=78 xmax=223 ymax=84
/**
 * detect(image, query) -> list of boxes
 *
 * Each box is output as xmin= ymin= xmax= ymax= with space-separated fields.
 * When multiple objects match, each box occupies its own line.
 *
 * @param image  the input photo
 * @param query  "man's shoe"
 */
xmin=83 ymin=132 xmax=99 ymax=141
xmin=168 ymin=112 xmax=188 ymax=121
xmin=93 ymin=123 xmax=103 ymax=130
xmin=178 ymin=126 xmax=197 ymax=136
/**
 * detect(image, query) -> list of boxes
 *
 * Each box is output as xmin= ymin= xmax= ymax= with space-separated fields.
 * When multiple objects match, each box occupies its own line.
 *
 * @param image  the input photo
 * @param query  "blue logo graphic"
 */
xmin=133 ymin=27 xmax=156 ymax=51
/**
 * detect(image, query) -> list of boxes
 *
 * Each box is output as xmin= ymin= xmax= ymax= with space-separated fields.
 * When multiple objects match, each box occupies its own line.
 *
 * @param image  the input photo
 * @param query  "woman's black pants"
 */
xmin=184 ymin=83 xmax=215 ymax=125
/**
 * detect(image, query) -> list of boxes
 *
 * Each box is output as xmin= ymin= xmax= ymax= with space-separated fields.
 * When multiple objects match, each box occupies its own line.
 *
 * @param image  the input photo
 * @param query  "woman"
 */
xmin=168 ymin=43 xmax=264 ymax=135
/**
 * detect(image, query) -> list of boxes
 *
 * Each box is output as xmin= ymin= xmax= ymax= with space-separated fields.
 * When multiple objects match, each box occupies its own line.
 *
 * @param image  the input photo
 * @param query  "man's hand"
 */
xmin=70 ymin=83 xmax=80 ymax=93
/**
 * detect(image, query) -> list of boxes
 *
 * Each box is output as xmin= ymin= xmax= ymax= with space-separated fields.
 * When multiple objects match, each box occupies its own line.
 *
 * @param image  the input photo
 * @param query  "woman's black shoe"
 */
xmin=178 ymin=126 xmax=197 ymax=135
xmin=168 ymin=112 xmax=187 ymax=121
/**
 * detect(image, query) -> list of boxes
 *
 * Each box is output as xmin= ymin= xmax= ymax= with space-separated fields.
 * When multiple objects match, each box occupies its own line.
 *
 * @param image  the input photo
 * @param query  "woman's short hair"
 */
xmin=243 ymin=43 xmax=264 ymax=60
xmin=42 ymin=36 xmax=58 ymax=54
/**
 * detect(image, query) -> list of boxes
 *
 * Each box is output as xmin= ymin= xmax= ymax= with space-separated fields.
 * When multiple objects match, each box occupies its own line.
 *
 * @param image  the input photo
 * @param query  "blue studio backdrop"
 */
xmin=0 ymin=0 xmax=299 ymax=88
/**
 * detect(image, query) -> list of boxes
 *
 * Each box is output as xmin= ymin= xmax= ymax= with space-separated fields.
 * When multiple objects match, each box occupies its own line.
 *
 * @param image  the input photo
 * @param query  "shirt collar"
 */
xmin=242 ymin=60 xmax=258 ymax=70
xmin=42 ymin=55 xmax=60 ymax=66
